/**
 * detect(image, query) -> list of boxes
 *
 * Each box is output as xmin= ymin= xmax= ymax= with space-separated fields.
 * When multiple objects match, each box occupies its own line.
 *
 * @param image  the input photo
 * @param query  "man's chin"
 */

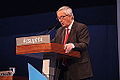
xmin=62 ymin=25 xmax=66 ymax=27
xmin=61 ymin=25 xmax=65 ymax=27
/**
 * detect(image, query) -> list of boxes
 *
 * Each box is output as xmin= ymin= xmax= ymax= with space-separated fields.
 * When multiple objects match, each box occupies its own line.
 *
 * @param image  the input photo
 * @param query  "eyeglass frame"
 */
xmin=57 ymin=15 xmax=69 ymax=20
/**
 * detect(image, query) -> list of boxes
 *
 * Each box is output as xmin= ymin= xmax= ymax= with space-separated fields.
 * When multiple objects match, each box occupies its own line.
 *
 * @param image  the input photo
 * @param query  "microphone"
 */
xmin=35 ymin=22 xmax=60 ymax=36
xmin=47 ymin=22 xmax=60 ymax=34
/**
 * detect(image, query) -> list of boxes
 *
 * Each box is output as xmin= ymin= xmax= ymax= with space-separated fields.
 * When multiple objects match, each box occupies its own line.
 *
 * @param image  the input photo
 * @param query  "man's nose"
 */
xmin=59 ymin=19 xmax=64 ymax=23
xmin=59 ymin=19 xmax=62 ymax=22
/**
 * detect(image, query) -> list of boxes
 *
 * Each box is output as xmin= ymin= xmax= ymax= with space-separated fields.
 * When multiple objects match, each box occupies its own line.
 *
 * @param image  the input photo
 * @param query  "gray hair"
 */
xmin=57 ymin=6 xmax=73 ymax=16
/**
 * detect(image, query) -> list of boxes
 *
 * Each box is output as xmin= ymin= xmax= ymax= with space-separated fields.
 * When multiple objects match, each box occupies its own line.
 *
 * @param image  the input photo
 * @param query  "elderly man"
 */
xmin=52 ymin=6 xmax=93 ymax=80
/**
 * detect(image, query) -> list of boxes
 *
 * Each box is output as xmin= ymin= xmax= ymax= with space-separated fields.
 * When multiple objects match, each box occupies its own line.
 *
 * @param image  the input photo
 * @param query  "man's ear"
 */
xmin=71 ymin=16 xmax=74 ymax=20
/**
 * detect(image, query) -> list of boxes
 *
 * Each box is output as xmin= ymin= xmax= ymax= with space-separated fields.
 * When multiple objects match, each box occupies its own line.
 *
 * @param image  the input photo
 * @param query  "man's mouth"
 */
xmin=61 ymin=22 xmax=64 ymax=25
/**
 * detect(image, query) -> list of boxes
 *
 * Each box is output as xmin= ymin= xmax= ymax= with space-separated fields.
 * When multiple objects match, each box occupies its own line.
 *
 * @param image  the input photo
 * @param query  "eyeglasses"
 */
xmin=57 ymin=15 xmax=68 ymax=20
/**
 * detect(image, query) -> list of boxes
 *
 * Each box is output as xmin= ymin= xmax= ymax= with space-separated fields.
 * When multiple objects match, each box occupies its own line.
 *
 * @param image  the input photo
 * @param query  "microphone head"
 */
xmin=48 ymin=22 xmax=60 ymax=30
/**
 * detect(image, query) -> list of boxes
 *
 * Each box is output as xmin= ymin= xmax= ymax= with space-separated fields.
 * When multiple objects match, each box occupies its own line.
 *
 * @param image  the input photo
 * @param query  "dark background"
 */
xmin=0 ymin=0 xmax=116 ymax=18
xmin=0 ymin=0 xmax=119 ymax=80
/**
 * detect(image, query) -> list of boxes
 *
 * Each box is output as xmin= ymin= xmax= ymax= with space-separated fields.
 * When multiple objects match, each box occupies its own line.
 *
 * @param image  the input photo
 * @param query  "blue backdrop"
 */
xmin=0 ymin=5 xmax=118 ymax=80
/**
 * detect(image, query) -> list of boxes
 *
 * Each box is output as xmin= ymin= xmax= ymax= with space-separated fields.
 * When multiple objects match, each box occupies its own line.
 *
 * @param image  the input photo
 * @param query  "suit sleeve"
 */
xmin=73 ymin=24 xmax=90 ymax=51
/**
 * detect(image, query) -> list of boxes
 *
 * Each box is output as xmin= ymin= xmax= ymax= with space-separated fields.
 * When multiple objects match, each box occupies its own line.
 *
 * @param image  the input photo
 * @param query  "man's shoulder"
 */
xmin=57 ymin=26 xmax=64 ymax=32
xmin=74 ymin=21 xmax=87 ymax=26
xmin=58 ymin=26 xmax=64 ymax=29
xmin=73 ymin=21 xmax=87 ymax=29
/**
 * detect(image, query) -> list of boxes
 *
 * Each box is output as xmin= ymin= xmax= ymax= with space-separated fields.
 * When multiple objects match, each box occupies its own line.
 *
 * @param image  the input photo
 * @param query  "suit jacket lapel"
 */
xmin=67 ymin=22 xmax=76 ymax=43
xmin=61 ymin=28 xmax=66 ymax=44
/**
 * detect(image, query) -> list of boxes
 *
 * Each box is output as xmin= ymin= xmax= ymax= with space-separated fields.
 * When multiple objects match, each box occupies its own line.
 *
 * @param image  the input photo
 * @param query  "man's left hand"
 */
xmin=64 ymin=43 xmax=75 ymax=53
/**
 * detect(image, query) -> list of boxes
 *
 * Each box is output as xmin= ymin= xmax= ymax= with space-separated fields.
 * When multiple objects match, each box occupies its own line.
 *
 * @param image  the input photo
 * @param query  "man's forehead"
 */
xmin=57 ymin=10 xmax=66 ymax=15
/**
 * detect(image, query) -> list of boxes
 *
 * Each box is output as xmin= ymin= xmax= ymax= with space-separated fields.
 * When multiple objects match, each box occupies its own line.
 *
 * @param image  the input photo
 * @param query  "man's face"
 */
xmin=57 ymin=10 xmax=72 ymax=28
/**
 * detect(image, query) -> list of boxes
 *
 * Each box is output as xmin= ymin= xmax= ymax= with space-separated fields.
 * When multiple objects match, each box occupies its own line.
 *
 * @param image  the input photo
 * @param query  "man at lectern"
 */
xmin=52 ymin=6 xmax=93 ymax=80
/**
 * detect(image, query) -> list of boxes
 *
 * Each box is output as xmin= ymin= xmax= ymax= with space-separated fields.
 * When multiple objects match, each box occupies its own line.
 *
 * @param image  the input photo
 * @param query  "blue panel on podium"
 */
xmin=28 ymin=63 xmax=47 ymax=80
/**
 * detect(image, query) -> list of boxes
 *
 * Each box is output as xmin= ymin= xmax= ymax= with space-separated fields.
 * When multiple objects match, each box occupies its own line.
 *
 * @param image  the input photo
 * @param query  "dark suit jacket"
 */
xmin=52 ymin=21 xmax=93 ymax=80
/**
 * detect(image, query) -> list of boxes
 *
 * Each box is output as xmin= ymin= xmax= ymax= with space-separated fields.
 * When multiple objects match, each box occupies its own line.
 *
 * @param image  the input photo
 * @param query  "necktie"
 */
xmin=62 ymin=28 xmax=70 ymax=66
xmin=63 ymin=28 xmax=70 ymax=45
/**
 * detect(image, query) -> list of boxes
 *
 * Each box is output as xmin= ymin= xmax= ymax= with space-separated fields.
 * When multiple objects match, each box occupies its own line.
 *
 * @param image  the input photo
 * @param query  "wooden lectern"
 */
xmin=16 ymin=43 xmax=80 ymax=58
xmin=16 ymin=35 xmax=80 ymax=58
xmin=16 ymin=35 xmax=80 ymax=80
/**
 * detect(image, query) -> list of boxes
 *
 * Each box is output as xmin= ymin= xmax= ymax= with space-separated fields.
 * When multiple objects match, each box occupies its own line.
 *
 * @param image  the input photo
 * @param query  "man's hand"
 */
xmin=64 ymin=43 xmax=75 ymax=53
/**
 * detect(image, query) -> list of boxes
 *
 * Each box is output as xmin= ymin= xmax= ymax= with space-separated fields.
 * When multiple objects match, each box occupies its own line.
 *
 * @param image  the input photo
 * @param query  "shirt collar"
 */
xmin=66 ymin=20 xmax=74 ymax=30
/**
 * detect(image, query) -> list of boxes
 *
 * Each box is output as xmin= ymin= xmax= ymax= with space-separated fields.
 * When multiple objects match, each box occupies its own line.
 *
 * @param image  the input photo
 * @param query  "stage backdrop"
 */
xmin=0 ymin=5 xmax=118 ymax=80
xmin=117 ymin=0 xmax=120 ymax=79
